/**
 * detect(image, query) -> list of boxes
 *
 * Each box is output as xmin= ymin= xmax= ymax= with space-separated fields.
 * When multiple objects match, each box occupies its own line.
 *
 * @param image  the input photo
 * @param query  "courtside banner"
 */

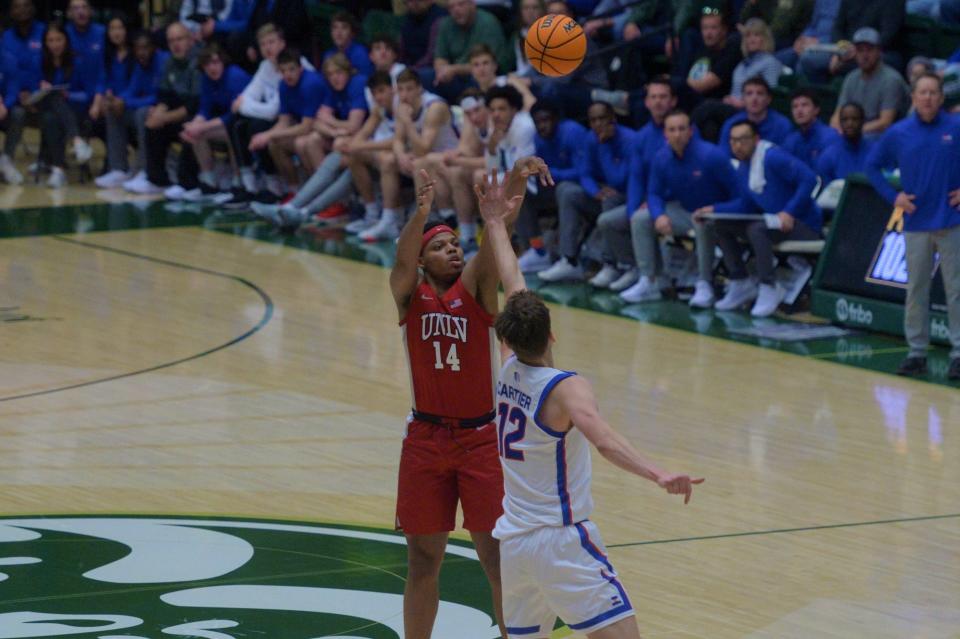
xmin=811 ymin=175 xmax=950 ymax=343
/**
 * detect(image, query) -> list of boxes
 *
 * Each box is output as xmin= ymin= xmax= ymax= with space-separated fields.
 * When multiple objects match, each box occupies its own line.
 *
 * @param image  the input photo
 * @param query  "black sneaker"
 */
xmin=949 ymin=358 xmax=960 ymax=381
xmin=896 ymin=356 xmax=928 ymax=377
xmin=253 ymin=189 xmax=280 ymax=204
xmin=222 ymin=188 xmax=254 ymax=209
xmin=198 ymin=181 xmax=220 ymax=195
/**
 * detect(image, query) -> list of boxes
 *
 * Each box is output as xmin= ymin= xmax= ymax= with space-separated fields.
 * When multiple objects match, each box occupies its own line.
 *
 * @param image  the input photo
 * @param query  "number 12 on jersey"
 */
xmin=497 ymin=402 xmax=526 ymax=461
xmin=431 ymin=341 xmax=461 ymax=371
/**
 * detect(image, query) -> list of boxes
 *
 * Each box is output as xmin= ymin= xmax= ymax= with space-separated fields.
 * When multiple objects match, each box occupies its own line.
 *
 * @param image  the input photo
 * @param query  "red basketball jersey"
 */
xmin=401 ymin=277 xmax=497 ymax=419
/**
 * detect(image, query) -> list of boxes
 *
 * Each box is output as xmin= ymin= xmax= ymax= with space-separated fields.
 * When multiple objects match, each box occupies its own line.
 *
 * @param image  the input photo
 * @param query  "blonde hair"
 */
xmin=741 ymin=18 xmax=774 ymax=57
xmin=322 ymin=52 xmax=354 ymax=77
xmin=256 ymin=23 xmax=283 ymax=43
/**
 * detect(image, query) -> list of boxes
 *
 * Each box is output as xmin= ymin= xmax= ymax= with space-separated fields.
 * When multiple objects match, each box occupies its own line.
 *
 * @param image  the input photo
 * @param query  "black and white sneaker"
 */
xmin=221 ymin=188 xmax=254 ymax=210
xmin=253 ymin=189 xmax=280 ymax=204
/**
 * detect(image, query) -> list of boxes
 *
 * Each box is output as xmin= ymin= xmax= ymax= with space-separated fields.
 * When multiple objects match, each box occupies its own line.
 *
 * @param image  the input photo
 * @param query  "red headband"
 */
xmin=421 ymin=224 xmax=456 ymax=251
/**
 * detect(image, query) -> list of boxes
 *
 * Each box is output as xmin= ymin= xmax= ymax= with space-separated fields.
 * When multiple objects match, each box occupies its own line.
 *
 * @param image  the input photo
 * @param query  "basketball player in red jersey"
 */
xmin=391 ymin=157 xmax=553 ymax=639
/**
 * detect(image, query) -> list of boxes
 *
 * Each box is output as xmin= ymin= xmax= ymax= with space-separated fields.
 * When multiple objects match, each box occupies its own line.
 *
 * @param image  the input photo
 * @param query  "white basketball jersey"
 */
xmin=493 ymin=356 xmax=594 ymax=540
xmin=417 ymin=91 xmax=459 ymax=152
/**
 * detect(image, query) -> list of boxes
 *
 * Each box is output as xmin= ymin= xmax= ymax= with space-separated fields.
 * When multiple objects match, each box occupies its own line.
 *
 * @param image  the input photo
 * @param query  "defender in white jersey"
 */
xmin=475 ymin=170 xmax=705 ymax=639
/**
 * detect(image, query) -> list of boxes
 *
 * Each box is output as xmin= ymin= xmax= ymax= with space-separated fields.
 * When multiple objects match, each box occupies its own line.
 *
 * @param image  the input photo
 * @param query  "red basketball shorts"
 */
xmin=395 ymin=419 xmax=504 ymax=535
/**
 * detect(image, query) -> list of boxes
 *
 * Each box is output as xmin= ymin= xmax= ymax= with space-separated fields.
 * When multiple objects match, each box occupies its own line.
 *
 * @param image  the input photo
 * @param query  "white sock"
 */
xmin=439 ymin=207 xmax=456 ymax=222
xmin=199 ymin=170 xmax=216 ymax=187
xmin=364 ymin=201 xmax=381 ymax=220
xmin=240 ymin=168 xmax=257 ymax=193
xmin=460 ymin=222 xmax=476 ymax=243
xmin=381 ymin=208 xmax=399 ymax=225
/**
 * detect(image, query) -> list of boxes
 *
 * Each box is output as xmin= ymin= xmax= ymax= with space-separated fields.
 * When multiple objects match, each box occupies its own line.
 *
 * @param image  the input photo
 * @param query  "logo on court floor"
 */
xmin=0 ymin=516 xmax=499 ymax=638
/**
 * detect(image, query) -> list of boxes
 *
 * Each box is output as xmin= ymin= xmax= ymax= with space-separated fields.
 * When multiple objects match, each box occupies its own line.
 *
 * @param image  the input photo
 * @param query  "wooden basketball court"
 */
xmin=0 ymin=192 xmax=958 ymax=638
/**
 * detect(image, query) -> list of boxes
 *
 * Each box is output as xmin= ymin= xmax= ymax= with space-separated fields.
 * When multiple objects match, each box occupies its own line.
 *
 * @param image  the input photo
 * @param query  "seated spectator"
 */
xmin=324 ymin=12 xmax=374 ymax=78
xmin=468 ymin=44 xmax=536 ymax=109
xmin=368 ymin=36 xmax=407 ymax=89
xmin=906 ymin=55 xmax=935 ymax=87
xmin=782 ymin=87 xmax=839 ymax=168
xmin=626 ymin=109 xmax=737 ymax=307
xmin=517 ymin=98 xmax=587 ymax=272
xmin=65 ymin=0 xmax=105 ymax=69
xmin=2 ymin=0 xmax=45 ymax=176
xmin=179 ymin=43 xmax=251 ymax=199
xmin=472 ymin=84 xmax=536 ymax=256
xmin=680 ymin=7 xmax=742 ymax=109
xmin=716 ymin=77 xmax=794 ymax=150
xmin=829 ymin=28 xmax=909 ymax=138
xmin=586 ymin=0 xmax=670 ymax=61
xmin=815 ymin=101 xmax=871 ymax=207
xmin=413 ymin=88 xmax=489 ymax=233
xmin=360 ymin=68 xmax=459 ymax=241
xmin=907 ymin=0 xmax=960 ymax=23
xmin=110 ymin=32 xmax=168 ymax=191
xmin=799 ymin=0 xmax=904 ymax=83
xmin=295 ymin=54 xmax=367 ymax=176
xmin=244 ymin=0 xmax=309 ymax=66
xmin=740 ymin=0 xmax=814 ymax=51
xmin=179 ymin=0 xmax=255 ymax=58
xmin=223 ymin=24 xmax=313 ymax=207
xmin=671 ymin=0 xmax=736 ymax=73
xmin=698 ymin=119 xmax=822 ymax=317
xmin=399 ymin=0 xmax=448 ymax=72
xmin=0 ymin=50 xmax=22 ymax=184
xmin=94 ymin=14 xmax=137 ymax=187
xmin=254 ymin=71 xmax=400 ymax=228
xmin=512 ymin=0 xmax=546 ymax=79
xmin=35 ymin=22 xmax=101 ymax=188
xmin=432 ymin=0 xmax=510 ymax=102
xmin=247 ymin=48 xmax=325 ymax=199
xmin=728 ymin=18 xmax=783 ymax=110
xmin=776 ymin=0 xmax=840 ymax=70
xmin=538 ymin=101 xmax=635 ymax=283
xmin=595 ymin=76 xmax=678 ymax=293
xmin=126 ymin=22 xmax=202 ymax=195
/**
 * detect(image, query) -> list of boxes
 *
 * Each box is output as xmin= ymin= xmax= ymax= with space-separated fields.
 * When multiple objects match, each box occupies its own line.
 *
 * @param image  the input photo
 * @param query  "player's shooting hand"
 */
xmin=949 ymin=188 xmax=960 ymax=209
xmin=514 ymin=156 xmax=554 ymax=187
xmin=474 ymin=168 xmax=523 ymax=225
xmin=895 ymin=192 xmax=917 ymax=214
xmin=657 ymin=474 xmax=705 ymax=504
xmin=416 ymin=169 xmax=436 ymax=213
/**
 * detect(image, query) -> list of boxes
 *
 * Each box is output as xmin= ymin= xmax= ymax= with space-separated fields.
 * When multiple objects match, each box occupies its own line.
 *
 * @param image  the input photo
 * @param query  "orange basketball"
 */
xmin=524 ymin=14 xmax=587 ymax=77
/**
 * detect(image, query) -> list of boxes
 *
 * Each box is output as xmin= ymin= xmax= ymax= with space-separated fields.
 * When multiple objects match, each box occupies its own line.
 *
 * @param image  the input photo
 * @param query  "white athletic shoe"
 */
xmin=95 ymin=170 xmax=129 ymax=189
xmin=589 ymin=264 xmax=621 ymax=288
xmin=126 ymin=177 xmax=163 ymax=195
xmin=0 ymin=154 xmax=24 ymax=185
xmin=609 ymin=268 xmax=639 ymax=292
xmin=715 ymin=278 xmax=758 ymax=311
xmin=689 ymin=280 xmax=716 ymax=308
xmin=345 ymin=217 xmax=377 ymax=234
xmin=163 ymin=185 xmax=188 ymax=200
xmin=251 ymin=202 xmax=284 ymax=226
xmin=537 ymin=257 xmax=584 ymax=282
xmin=517 ymin=247 xmax=553 ymax=273
xmin=750 ymin=283 xmax=784 ymax=317
xmin=122 ymin=171 xmax=148 ymax=191
xmin=619 ymin=276 xmax=662 ymax=303
xmin=46 ymin=167 xmax=66 ymax=189
xmin=359 ymin=216 xmax=400 ymax=242
xmin=74 ymin=138 xmax=93 ymax=164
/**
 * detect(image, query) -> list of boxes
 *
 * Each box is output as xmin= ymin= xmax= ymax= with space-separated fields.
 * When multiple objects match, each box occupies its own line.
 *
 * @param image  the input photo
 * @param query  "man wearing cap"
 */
xmin=390 ymin=156 xmax=551 ymax=639
xmin=830 ymin=27 xmax=909 ymax=138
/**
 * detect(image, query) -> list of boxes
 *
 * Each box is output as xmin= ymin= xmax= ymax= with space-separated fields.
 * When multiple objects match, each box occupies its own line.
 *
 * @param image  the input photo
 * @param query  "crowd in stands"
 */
xmin=1 ymin=0 xmax=960 ymax=349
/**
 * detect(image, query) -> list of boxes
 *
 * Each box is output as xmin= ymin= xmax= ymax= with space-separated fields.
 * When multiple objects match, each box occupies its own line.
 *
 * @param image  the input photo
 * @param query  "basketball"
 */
xmin=524 ymin=14 xmax=587 ymax=77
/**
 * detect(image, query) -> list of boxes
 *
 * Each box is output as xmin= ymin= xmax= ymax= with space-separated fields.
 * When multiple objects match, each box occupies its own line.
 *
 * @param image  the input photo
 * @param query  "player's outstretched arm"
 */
xmin=462 ymin=157 xmax=554 ymax=313
xmin=555 ymin=376 xmax=705 ymax=504
xmin=389 ymin=170 xmax=435 ymax=318
xmin=475 ymin=169 xmax=526 ymax=299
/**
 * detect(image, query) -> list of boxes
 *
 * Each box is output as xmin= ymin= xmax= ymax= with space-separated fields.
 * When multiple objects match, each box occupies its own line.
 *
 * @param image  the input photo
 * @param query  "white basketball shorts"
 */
xmin=499 ymin=520 xmax=635 ymax=638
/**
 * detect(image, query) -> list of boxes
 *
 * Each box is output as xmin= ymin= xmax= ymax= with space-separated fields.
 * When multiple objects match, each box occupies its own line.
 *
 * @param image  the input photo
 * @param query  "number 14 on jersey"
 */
xmin=431 ymin=341 xmax=461 ymax=371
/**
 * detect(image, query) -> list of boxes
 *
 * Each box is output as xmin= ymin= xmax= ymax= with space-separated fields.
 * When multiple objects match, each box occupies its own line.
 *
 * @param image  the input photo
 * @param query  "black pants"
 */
xmin=145 ymin=121 xmax=199 ymax=188
xmin=714 ymin=218 xmax=819 ymax=285
xmin=38 ymin=94 xmax=92 ymax=168
xmin=516 ymin=184 xmax=557 ymax=247
xmin=230 ymin=115 xmax=276 ymax=173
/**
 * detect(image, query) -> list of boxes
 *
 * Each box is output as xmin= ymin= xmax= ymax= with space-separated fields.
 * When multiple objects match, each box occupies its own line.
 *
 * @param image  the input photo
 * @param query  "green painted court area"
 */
xmin=3 ymin=200 xmax=956 ymax=388
xmin=0 ymin=515 xmax=500 ymax=638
